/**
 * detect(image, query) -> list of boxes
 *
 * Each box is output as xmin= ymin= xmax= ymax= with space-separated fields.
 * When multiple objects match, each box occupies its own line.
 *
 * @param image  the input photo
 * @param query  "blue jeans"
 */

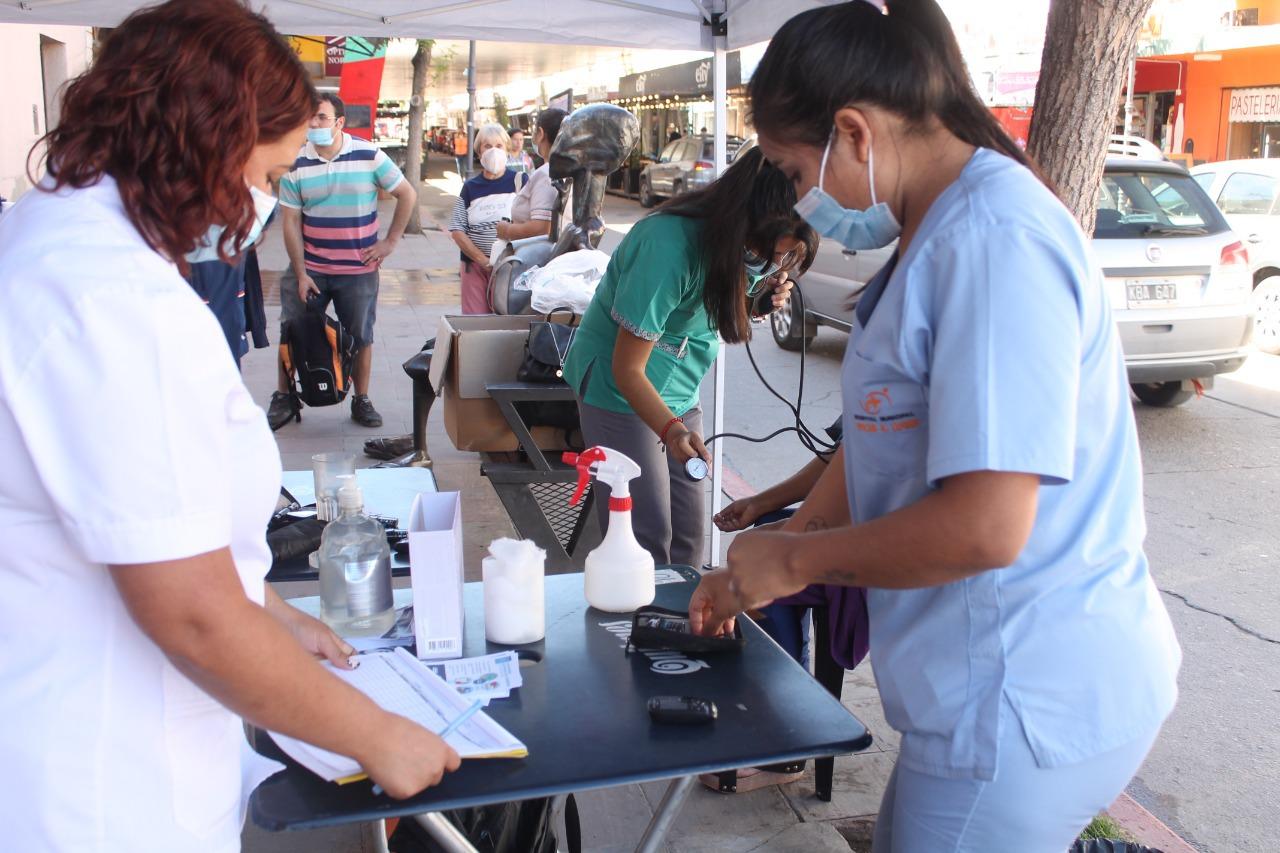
xmin=751 ymin=508 xmax=812 ymax=670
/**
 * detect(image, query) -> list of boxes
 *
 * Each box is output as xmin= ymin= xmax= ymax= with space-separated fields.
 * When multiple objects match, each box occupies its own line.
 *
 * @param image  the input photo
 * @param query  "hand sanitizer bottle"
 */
xmin=318 ymin=476 xmax=395 ymax=637
xmin=563 ymin=447 xmax=656 ymax=613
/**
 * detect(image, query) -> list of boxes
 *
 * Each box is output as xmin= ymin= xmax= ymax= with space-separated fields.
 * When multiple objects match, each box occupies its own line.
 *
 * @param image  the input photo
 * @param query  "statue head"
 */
xmin=547 ymin=104 xmax=639 ymax=181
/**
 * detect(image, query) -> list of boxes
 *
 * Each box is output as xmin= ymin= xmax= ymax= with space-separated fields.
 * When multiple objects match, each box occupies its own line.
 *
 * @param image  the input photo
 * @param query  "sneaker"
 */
xmin=267 ymin=391 xmax=301 ymax=431
xmin=351 ymin=394 xmax=383 ymax=428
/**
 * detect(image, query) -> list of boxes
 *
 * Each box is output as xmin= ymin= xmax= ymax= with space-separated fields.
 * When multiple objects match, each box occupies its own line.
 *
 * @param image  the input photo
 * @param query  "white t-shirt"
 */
xmin=0 ymin=177 xmax=282 ymax=851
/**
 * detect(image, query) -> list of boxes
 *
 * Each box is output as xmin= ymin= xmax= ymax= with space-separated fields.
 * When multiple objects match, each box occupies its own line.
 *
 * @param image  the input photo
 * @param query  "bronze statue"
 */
xmin=547 ymin=104 xmax=640 ymax=257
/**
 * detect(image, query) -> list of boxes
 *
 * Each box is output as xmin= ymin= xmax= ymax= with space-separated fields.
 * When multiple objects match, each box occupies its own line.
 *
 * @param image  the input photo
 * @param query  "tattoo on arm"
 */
xmin=804 ymin=516 xmax=829 ymax=532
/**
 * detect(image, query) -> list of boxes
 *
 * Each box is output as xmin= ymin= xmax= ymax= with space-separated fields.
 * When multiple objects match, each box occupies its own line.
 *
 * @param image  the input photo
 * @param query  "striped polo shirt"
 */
xmin=278 ymin=134 xmax=404 ymax=275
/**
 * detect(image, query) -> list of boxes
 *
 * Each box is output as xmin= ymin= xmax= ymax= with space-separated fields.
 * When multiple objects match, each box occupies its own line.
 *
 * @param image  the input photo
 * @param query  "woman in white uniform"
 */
xmin=0 ymin=3 xmax=458 ymax=851
xmin=690 ymin=3 xmax=1181 ymax=851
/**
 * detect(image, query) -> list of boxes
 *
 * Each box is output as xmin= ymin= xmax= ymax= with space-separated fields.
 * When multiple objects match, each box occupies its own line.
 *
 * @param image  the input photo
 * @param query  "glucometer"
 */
xmin=626 ymin=606 xmax=745 ymax=654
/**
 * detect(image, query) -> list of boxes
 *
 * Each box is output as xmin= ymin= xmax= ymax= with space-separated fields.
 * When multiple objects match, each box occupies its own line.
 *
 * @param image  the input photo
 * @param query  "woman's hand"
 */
xmin=718 ymin=527 xmax=808 ymax=621
xmin=688 ymin=570 xmax=739 ymax=637
xmin=666 ymin=425 xmax=710 ymax=465
xmin=270 ymin=600 xmax=356 ymax=669
xmin=714 ymin=496 xmax=767 ymax=532
xmin=769 ymin=275 xmax=795 ymax=312
xmin=358 ymin=713 xmax=462 ymax=799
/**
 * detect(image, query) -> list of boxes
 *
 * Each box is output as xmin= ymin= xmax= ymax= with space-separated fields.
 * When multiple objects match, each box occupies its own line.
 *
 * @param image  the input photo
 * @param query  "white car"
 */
xmin=773 ymin=140 xmax=1255 ymax=407
xmin=1190 ymin=158 xmax=1280 ymax=353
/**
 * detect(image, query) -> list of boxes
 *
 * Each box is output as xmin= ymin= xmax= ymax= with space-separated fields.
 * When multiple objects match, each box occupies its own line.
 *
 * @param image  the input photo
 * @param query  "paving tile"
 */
xmin=570 ymin=784 xmax=655 ymax=852
xmin=781 ymin=751 xmax=896 ymax=824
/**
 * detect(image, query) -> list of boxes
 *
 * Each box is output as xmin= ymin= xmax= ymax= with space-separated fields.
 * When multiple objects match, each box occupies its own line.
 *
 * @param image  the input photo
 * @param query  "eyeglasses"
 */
xmin=744 ymin=246 xmax=805 ymax=273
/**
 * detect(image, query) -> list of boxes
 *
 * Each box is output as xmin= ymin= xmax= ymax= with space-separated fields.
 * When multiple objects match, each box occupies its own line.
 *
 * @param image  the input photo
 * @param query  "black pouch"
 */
xmin=517 ymin=308 xmax=578 ymax=384
xmin=626 ymin=606 xmax=746 ymax=655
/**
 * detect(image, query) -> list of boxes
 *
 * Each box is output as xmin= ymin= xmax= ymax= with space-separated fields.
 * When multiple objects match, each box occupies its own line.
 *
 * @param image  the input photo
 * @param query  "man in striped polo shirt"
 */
xmin=269 ymin=93 xmax=417 ymax=430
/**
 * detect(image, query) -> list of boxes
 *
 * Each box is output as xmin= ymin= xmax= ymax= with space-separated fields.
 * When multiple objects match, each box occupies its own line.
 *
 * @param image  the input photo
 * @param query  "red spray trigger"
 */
xmin=562 ymin=447 xmax=608 ymax=506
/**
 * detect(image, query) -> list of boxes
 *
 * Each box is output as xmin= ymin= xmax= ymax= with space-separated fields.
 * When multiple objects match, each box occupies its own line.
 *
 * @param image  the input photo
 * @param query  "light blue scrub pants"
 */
xmin=873 ymin=704 xmax=1161 ymax=853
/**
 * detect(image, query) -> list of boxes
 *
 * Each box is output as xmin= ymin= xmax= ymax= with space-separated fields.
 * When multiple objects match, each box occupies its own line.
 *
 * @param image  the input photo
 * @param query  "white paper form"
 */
xmin=425 ymin=652 xmax=523 ymax=705
xmin=267 ymin=648 xmax=526 ymax=783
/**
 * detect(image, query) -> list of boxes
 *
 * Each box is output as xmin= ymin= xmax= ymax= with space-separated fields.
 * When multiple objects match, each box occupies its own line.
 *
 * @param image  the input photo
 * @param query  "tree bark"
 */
xmin=1027 ymin=0 xmax=1153 ymax=234
xmin=404 ymin=39 xmax=432 ymax=235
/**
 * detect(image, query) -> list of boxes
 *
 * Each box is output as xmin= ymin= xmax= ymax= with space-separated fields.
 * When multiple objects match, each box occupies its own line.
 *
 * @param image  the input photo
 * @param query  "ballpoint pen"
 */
xmin=372 ymin=700 xmax=485 ymax=796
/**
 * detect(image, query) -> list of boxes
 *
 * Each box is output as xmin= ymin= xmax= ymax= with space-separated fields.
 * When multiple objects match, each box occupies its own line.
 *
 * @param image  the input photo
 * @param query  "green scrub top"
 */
xmin=562 ymin=213 xmax=717 ymax=417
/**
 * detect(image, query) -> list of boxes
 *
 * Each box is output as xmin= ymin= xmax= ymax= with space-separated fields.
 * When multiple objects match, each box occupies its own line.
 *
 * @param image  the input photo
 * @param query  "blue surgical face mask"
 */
xmin=793 ymin=130 xmax=901 ymax=251
xmin=186 ymin=184 xmax=279 ymax=264
xmin=743 ymin=250 xmax=780 ymax=295
xmin=307 ymin=126 xmax=335 ymax=147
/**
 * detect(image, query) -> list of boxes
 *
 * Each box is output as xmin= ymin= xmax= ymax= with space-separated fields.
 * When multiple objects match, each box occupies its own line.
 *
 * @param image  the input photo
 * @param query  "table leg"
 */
xmin=634 ymin=775 xmax=696 ymax=853
xmin=360 ymin=819 xmax=391 ymax=853
xmin=412 ymin=813 xmax=481 ymax=853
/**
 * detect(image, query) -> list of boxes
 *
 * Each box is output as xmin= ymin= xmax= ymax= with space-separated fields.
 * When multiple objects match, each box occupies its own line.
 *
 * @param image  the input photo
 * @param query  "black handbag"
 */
xmin=517 ymin=308 xmax=578 ymax=384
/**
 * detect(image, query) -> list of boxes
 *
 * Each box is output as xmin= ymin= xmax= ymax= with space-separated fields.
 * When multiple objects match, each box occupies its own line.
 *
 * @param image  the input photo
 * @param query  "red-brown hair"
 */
xmin=32 ymin=0 xmax=317 ymax=266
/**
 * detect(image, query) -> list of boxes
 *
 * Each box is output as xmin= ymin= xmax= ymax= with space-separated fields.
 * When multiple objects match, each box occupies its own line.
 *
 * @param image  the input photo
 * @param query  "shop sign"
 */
xmin=324 ymin=36 xmax=346 ymax=77
xmin=1229 ymin=87 xmax=1280 ymax=123
xmin=619 ymin=52 xmax=741 ymax=99
xmin=996 ymin=70 xmax=1039 ymax=95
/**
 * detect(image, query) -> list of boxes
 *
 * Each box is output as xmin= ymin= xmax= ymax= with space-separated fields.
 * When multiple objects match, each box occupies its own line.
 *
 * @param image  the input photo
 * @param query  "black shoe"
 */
xmin=267 ymin=391 xmax=301 ymax=431
xmin=351 ymin=394 xmax=383 ymax=428
xmin=364 ymin=435 xmax=414 ymax=460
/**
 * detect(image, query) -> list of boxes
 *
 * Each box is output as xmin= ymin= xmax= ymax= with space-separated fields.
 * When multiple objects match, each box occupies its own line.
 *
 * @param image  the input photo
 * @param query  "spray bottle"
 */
xmin=563 ymin=446 xmax=656 ymax=612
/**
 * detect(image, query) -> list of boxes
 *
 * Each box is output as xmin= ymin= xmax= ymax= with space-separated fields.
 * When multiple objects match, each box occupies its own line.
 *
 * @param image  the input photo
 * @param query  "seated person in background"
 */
xmin=496 ymin=108 xmax=569 ymax=243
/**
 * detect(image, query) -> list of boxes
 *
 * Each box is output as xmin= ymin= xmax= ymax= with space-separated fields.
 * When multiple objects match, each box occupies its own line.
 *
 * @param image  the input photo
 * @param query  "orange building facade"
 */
xmin=1138 ymin=45 xmax=1280 ymax=163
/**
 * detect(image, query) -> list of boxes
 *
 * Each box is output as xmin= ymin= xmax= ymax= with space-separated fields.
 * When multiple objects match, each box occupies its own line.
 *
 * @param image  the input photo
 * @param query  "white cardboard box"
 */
xmin=408 ymin=491 xmax=464 ymax=660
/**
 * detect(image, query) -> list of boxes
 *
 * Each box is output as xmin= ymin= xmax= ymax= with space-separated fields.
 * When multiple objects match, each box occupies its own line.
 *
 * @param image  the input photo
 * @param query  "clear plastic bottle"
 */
xmin=318 ymin=477 xmax=395 ymax=637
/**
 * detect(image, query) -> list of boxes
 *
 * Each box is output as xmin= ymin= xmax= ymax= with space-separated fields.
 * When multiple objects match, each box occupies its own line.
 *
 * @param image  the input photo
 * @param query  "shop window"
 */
xmin=1227 ymin=122 xmax=1280 ymax=160
xmin=1217 ymin=172 xmax=1280 ymax=215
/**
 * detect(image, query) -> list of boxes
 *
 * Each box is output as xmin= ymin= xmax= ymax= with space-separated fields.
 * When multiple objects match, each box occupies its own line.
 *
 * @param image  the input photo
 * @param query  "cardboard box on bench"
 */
xmin=428 ymin=314 xmax=575 ymax=453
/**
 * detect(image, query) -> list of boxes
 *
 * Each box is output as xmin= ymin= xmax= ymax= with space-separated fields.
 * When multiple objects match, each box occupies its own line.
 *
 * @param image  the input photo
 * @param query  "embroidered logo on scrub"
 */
xmin=855 ymin=387 xmax=921 ymax=434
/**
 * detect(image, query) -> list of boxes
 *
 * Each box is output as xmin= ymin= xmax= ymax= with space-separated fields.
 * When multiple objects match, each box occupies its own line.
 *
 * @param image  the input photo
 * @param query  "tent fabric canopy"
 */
xmin=0 ymin=0 xmax=840 ymax=50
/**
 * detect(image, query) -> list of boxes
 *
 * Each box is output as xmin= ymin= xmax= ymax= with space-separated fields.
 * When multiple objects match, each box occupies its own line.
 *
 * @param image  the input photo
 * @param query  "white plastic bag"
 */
xmin=528 ymin=249 xmax=611 ymax=315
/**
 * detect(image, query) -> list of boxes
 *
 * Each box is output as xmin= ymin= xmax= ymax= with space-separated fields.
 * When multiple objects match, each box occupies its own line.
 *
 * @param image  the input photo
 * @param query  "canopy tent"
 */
xmin=1 ymin=0 xmax=844 ymax=563
xmin=0 ymin=0 xmax=836 ymax=51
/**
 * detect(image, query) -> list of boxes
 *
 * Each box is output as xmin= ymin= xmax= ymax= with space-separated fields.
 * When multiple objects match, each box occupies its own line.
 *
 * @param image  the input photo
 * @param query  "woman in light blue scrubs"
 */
xmin=690 ymin=2 xmax=1182 ymax=851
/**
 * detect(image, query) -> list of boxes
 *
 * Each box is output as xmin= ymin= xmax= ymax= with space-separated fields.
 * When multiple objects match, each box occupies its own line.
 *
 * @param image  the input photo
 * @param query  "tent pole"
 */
xmin=708 ymin=3 xmax=727 ymax=570
xmin=466 ymin=39 xmax=477 ymax=180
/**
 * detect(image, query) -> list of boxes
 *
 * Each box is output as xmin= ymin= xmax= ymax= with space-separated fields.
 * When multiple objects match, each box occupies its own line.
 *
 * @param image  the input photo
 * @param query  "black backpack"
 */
xmin=279 ymin=301 xmax=357 ymax=407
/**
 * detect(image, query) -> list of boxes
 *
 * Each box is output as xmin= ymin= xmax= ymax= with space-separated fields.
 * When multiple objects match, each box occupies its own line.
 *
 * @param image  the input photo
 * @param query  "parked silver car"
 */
xmin=1190 ymin=158 xmax=1280 ymax=353
xmin=639 ymin=135 xmax=743 ymax=207
xmin=772 ymin=152 xmax=1255 ymax=407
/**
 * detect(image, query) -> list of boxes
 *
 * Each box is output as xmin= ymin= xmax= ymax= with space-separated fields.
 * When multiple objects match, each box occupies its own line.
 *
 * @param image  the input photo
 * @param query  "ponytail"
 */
xmin=749 ymin=0 xmax=1054 ymax=193
xmin=885 ymin=0 xmax=1052 ymax=190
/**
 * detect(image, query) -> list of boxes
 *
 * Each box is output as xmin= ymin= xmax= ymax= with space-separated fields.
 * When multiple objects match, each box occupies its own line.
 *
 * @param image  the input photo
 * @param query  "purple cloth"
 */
xmin=776 ymin=584 xmax=869 ymax=671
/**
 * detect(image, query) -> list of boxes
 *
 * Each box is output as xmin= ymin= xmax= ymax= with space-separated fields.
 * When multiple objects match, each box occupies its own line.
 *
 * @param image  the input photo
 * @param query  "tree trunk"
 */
xmin=1027 ymin=0 xmax=1153 ymax=235
xmin=404 ymin=40 xmax=432 ymax=235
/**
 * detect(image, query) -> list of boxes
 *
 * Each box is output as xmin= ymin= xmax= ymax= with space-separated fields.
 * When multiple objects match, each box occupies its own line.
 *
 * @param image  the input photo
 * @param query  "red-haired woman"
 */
xmin=0 ymin=2 xmax=458 ymax=849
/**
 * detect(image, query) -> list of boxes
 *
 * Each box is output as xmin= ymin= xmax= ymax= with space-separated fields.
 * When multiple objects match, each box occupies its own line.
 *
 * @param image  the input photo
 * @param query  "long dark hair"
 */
xmin=749 ymin=0 xmax=1051 ymax=191
xmin=659 ymin=146 xmax=818 ymax=343
xmin=32 ymin=0 xmax=316 ymax=267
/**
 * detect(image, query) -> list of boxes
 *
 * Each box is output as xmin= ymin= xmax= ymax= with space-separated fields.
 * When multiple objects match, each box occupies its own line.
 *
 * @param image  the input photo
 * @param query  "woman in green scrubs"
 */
xmin=562 ymin=148 xmax=817 ymax=567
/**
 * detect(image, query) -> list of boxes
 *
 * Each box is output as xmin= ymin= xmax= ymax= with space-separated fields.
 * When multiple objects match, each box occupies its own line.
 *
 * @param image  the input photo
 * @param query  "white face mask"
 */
xmin=480 ymin=147 xmax=509 ymax=175
xmin=186 ymin=184 xmax=278 ymax=264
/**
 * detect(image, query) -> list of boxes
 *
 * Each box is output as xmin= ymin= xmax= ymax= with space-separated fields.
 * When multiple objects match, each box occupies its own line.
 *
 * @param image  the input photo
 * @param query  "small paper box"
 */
xmin=408 ymin=491 xmax=464 ymax=660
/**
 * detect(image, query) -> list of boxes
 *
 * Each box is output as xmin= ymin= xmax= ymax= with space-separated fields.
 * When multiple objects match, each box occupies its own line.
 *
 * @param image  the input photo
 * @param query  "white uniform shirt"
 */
xmin=0 ymin=177 xmax=282 ymax=851
xmin=842 ymin=149 xmax=1181 ymax=780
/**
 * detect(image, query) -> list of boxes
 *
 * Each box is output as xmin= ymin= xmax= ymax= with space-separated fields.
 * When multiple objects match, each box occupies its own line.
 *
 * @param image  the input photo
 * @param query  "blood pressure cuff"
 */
xmin=626 ymin=606 xmax=745 ymax=655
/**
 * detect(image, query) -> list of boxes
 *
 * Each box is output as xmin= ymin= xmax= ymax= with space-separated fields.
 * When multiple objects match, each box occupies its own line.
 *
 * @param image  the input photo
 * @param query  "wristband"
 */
xmin=658 ymin=416 xmax=684 ymax=446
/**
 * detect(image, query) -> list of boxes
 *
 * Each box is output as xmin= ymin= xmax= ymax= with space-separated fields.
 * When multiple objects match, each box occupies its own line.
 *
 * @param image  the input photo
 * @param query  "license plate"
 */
xmin=1126 ymin=279 xmax=1179 ymax=307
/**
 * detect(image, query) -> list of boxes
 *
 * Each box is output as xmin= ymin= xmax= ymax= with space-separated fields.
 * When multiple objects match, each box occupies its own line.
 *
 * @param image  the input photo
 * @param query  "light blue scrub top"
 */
xmin=842 ymin=148 xmax=1181 ymax=781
